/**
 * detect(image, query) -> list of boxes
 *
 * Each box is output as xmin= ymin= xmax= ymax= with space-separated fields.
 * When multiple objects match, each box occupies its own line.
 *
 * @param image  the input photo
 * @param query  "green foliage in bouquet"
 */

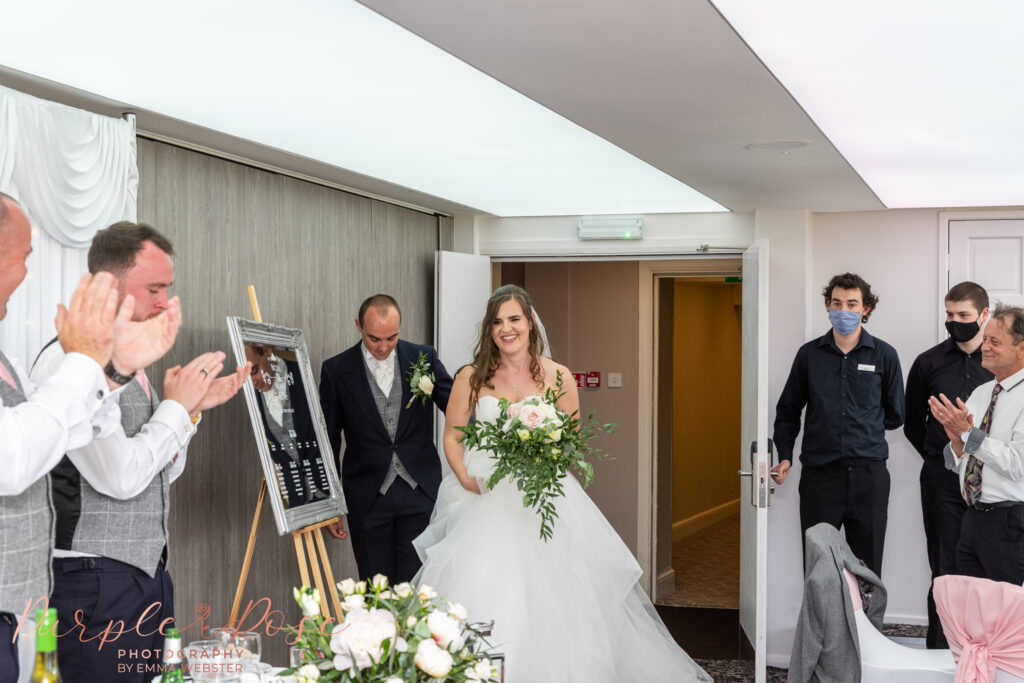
xmin=281 ymin=580 xmax=499 ymax=683
xmin=456 ymin=371 xmax=614 ymax=541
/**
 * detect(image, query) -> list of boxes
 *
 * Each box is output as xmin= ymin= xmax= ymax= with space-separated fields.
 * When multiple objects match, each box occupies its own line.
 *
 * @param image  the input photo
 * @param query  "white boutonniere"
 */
xmin=405 ymin=352 xmax=435 ymax=408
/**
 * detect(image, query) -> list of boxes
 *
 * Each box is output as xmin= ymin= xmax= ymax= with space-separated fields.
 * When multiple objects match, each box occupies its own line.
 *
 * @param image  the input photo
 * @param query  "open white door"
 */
xmin=739 ymin=239 xmax=771 ymax=683
xmin=434 ymin=250 xmax=492 ymax=468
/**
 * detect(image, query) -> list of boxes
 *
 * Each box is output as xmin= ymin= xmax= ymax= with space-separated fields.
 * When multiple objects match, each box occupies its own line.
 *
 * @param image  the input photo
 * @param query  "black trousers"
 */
xmin=350 ymin=480 xmax=434 ymax=583
xmin=0 ymin=614 xmax=18 ymax=683
xmin=51 ymin=555 xmax=174 ymax=683
xmin=919 ymin=457 xmax=967 ymax=648
xmin=799 ymin=458 xmax=890 ymax=576
xmin=956 ymin=503 xmax=1024 ymax=584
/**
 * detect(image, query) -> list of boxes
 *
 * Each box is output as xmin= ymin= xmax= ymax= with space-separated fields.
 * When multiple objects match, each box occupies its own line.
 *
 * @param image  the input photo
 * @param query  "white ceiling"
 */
xmin=358 ymin=0 xmax=885 ymax=213
xmin=0 ymin=0 xmax=891 ymax=215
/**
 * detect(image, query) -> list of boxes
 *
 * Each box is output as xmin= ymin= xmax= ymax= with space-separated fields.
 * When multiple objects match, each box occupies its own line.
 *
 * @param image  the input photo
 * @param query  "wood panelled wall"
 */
xmin=136 ymin=138 xmax=440 ymax=663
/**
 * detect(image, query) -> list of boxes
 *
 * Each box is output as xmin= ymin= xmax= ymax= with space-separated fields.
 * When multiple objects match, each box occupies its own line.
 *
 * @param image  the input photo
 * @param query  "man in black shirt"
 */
xmin=772 ymin=273 xmax=905 ymax=577
xmin=904 ymin=281 xmax=991 ymax=648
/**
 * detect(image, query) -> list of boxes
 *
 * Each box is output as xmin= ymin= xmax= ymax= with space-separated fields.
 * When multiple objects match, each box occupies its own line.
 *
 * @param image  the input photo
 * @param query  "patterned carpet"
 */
xmin=659 ymin=513 xmax=740 ymax=609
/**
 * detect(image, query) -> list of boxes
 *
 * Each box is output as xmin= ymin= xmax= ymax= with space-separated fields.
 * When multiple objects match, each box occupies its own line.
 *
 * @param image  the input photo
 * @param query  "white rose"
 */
xmin=406 ymin=615 xmax=418 ymax=628
xmin=295 ymin=587 xmax=321 ymax=618
xmin=378 ymin=590 xmax=394 ymax=600
xmin=355 ymin=581 xmax=367 ymax=594
xmin=540 ymin=401 xmax=560 ymax=420
xmin=338 ymin=578 xmax=356 ymax=595
xmin=414 ymin=639 xmax=454 ymax=678
xmin=427 ymin=610 xmax=462 ymax=648
xmin=330 ymin=608 xmax=397 ymax=671
xmin=418 ymin=584 xmax=437 ymax=602
xmin=295 ymin=663 xmax=321 ymax=683
xmin=371 ymin=574 xmax=389 ymax=591
xmin=394 ymin=637 xmax=408 ymax=653
xmin=394 ymin=582 xmax=413 ymax=598
xmin=342 ymin=594 xmax=365 ymax=611
xmin=546 ymin=428 xmax=562 ymax=443
xmin=446 ymin=602 xmax=468 ymax=622
xmin=467 ymin=658 xmax=495 ymax=680
xmin=417 ymin=375 xmax=434 ymax=395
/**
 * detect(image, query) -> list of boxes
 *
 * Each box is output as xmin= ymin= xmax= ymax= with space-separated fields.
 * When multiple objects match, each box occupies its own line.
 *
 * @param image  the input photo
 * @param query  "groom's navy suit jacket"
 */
xmin=318 ymin=340 xmax=452 ymax=529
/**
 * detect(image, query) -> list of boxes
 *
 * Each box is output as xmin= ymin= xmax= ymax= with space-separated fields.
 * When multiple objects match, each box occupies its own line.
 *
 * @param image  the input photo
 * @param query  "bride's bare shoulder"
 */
xmin=454 ymin=364 xmax=478 ymax=382
xmin=540 ymin=356 xmax=572 ymax=383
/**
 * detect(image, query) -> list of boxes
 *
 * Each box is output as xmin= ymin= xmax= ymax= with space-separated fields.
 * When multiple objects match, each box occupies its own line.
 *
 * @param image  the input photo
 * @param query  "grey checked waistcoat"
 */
xmin=0 ymin=351 xmax=53 ymax=613
xmin=364 ymin=360 xmax=418 ymax=494
xmin=58 ymin=376 xmax=171 ymax=577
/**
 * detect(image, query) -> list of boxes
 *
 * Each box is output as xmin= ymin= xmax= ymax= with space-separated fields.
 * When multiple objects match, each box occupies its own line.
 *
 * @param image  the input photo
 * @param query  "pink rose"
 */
xmin=506 ymin=402 xmax=523 ymax=419
xmin=519 ymin=404 xmax=547 ymax=430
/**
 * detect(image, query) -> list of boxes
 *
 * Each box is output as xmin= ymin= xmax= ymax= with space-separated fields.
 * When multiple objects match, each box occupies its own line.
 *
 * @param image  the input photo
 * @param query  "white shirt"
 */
xmin=362 ymin=344 xmax=397 ymax=395
xmin=955 ymin=365 xmax=1024 ymax=504
xmin=32 ymin=343 xmax=197 ymax=502
xmin=0 ymin=352 xmax=120 ymax=496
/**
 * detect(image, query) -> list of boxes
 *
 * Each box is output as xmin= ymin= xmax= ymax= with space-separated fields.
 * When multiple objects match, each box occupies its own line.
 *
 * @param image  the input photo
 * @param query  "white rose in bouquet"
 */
xmin=427 ymin=610 xmax=462 ymax=649
xmin=417 ymin=375 xmax=434 ymax=396
xmin=337 ymin=578 xmax=356 ymax=595
xmin=342 ymin=594 xmax=365 ymax=612
xmin=546 ymin=428 xmax=562 ymax=443
xmin=446 ymin=602 xmax=468 ymax=622
xmin=330 ymin=608 xmax=397 ymax=671
xmin=355 ymin=580 xmax=367 ymax=594
xmin=506 ymin=401 xmax=523 ymax=419
xmin=414 ymin=638 xmax=454 ymax=677
xmin=418 ymin=584 xmax=438 ymax=602
xmin=293 ymin=587 xmax=321 ymax=618
xmin=371 ymin=573 xmax=389 ymax=590
xmin=467 ymin=658 xmax=497 ymax=681
xmin=295 ymin=663 xmax=320 ymax=682
xmin=394 ymin=582 xmax=413 ymax=598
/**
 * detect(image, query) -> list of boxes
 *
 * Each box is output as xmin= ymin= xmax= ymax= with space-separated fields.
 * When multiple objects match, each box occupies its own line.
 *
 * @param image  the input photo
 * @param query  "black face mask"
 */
xmin=946 ymin=320 xmax=980 ymax=343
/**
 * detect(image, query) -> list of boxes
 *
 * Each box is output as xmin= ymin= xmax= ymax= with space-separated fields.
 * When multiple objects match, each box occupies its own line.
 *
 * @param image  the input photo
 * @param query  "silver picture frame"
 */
xmin=227 ymin=316 xmax=346 ymax=534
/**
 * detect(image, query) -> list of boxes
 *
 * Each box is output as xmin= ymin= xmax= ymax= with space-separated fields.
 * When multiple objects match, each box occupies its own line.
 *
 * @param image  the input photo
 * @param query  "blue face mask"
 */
xmin=828 ymin=309 xmax=862 ymax=336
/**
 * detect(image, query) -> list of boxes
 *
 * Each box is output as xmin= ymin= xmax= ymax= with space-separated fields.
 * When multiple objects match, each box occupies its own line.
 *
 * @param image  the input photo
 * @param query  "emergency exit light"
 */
xmin=576 ymin=216 xmax=644 ymax=240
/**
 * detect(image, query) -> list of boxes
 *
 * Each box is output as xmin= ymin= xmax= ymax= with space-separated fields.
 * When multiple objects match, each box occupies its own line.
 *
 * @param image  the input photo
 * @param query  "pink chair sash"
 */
xmin=935 ymin=575 xmax=1024 ymax=683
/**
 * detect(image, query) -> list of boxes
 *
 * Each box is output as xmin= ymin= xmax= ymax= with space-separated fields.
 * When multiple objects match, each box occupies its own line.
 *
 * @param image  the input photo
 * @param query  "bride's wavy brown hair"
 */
xmin=468 ymin=285 xmax=546 ymax=408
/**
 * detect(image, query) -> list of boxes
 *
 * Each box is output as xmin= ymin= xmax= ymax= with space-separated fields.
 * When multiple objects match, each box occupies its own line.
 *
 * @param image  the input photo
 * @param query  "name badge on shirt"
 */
xmin=857 ymin=364 xmax=876 ymax=372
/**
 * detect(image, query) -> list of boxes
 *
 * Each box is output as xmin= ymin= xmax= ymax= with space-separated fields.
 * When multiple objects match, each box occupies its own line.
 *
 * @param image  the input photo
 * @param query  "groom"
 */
xmin=319 ymin=294 xmax=452 ymax=582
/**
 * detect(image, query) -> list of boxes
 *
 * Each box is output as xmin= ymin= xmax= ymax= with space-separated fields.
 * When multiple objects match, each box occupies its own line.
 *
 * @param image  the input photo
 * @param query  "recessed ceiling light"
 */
xmin=744 ymin=140 xmax=809 ymax=153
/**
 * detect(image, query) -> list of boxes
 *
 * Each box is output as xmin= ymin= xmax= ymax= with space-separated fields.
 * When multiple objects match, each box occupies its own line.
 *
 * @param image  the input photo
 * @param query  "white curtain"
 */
xmin=0 ymin=84 xmax=138 ymax=368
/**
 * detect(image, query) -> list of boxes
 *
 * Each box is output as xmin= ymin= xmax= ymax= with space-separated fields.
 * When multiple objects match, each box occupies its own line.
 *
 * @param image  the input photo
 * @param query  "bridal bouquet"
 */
xmin=282 ymin=580 xmax=500 ymax=682
xmin=457 ymin=371 xmax=614 ymax=541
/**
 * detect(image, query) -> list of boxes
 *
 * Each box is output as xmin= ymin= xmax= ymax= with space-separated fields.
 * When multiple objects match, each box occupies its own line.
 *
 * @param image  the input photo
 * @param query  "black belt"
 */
xmin=970 ymin=500 xmax=1023 ymax=512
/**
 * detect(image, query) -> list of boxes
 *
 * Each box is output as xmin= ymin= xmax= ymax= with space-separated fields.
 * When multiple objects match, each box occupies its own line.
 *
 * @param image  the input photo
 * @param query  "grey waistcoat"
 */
xmin=364 ymin=360 xmax=417 ymax=494
xmin=64 ymin=378 xmax=170 ymax=577
xmin=0 ymin=351 xmax=53 ymax=614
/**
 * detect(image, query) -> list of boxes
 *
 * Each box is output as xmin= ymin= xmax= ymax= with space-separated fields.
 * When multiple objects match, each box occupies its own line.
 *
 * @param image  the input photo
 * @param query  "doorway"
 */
xmin=653 ymin=275 xmax=743 ymax=609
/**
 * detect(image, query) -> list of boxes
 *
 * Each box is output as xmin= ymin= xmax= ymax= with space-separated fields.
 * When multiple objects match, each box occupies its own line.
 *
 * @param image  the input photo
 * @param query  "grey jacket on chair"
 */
xmin=788 ymin=523 xmax=888 ymax=683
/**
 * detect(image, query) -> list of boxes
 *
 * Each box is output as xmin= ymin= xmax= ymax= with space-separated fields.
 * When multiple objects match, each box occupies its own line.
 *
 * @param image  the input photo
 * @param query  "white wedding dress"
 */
xmin=413 ymin=396 xmax=711 ymax=682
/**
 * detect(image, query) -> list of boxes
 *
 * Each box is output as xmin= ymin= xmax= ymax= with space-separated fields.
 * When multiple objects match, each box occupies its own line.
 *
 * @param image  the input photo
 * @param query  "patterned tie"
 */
xmin=963 ymin=383 xmax=1002 ymax=505
xmin=374 ymin=360 xmax=394 ymax=394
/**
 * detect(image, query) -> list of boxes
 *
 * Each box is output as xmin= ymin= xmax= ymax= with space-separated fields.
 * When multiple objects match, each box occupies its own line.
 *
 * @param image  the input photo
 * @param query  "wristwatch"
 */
xmin=104 ymin=361 xmax=134 ymax=386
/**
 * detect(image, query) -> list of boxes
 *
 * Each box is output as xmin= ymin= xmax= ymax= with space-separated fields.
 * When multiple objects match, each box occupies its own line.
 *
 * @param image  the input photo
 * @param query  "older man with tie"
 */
xmin=930 ymin=304 xmax=1024 ymax=584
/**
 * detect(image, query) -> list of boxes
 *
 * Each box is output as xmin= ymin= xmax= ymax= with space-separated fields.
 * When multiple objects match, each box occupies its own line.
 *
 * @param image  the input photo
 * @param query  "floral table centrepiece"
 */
xmin=456 ymin=371 xmax=614 ymax=540
xmin=282 ymin=579 xmax=500 ymax=682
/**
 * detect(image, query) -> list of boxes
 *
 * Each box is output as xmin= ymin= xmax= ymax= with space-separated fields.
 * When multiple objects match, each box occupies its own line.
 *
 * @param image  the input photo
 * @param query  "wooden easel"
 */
xmin=227 ymin=286 xmax=344 ymax=628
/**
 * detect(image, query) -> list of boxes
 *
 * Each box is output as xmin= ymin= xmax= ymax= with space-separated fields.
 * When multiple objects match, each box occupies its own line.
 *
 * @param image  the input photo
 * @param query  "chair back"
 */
xmin=934 ymin=575 xmax=1024 ymax=683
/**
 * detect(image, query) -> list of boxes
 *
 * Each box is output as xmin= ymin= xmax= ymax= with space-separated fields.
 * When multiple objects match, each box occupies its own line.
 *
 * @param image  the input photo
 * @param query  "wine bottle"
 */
xmin=31 ymin=608 xmax=60 ymax=683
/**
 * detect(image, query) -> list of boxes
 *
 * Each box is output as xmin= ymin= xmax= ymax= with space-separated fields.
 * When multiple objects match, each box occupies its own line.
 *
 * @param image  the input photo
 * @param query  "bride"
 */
xmin=413 ymin=285 xmax=710 ymax=682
